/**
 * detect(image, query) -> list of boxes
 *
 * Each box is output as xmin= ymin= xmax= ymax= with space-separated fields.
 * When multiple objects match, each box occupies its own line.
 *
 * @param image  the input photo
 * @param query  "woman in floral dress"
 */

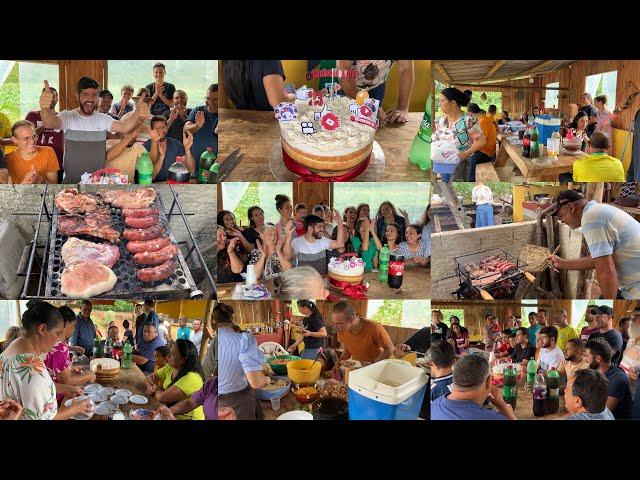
xmin=0 ymin=302 xmax=92 ymax=420
xmin=594 ymin=94 xmax=615 ymax=155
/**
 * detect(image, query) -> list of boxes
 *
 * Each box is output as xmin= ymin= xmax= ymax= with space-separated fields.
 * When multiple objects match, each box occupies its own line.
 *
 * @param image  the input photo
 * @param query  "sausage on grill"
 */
xmin=123 ymin=225 xmax=165 ymax=241
xmin=122 ymin=207 xmax=160 ymax=218
xmin=124 ymin=216 xmax=159 ymax=229
xmin=126 ymin=236 xmax=171 ymax=254
xmin=137 ymin=259 xmax=176 ymax=282
xmin=133 ymin=244 xmax=179 ymax=265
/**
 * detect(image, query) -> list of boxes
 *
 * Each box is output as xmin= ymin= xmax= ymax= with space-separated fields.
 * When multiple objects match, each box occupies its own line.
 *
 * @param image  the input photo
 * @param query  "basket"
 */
xmin=519 ymin=244 xmax=553 ymax=273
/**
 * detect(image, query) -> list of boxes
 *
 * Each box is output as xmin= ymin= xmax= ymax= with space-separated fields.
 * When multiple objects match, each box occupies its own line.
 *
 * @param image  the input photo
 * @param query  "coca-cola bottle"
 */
xmin=388 ymin=253 xmax=405 ymax=289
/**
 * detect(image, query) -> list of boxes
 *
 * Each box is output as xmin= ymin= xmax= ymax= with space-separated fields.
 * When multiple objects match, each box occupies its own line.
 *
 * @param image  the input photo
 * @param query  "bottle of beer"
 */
xmin=522 ymin=125 xmax=531 ymax=158
xmin=530 ymin=125 xmax=540 ymax=159
xmin=388 ymin=253 xmax=405 ymax=289
xmin=198 ymin=147 xmax=216 ymax=183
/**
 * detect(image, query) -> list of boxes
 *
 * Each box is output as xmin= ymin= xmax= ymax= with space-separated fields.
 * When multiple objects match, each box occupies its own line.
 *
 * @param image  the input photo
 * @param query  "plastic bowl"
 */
xmin=277 ymin=410 xmax=314 ymax=420
xmin=256 ymin=376 xmax=291 ymax=401
xmin=287 ymin=359 xmax=322 ymax=385
xmin=293 ymin=385 xmax=319 ymax=404
xmin=267 ymin=355 xmax=300 ymax=376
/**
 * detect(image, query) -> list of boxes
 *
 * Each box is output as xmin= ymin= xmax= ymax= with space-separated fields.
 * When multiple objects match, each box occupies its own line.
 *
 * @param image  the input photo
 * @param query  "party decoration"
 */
xmin=320 ymin=112 xmax=340 ymax=131
xmin=350 ymin=114 xmax=377 ymax=130
xmin=305 ymin=68 xmax=356 ymax=81
xmin=295 ymin=85 xmax=313 ymax=101
xmin=356 ymin=89 xmax=369 ymax=106
xmin=324 ymin=81 xmax=341 ymax=96
xmin=274 ymin=102 xmax=298 ymax=121
xmin=300 ymin=122 xmax=317 ymax=136
xmin=309 ymin=90 xmax=324 ymax=107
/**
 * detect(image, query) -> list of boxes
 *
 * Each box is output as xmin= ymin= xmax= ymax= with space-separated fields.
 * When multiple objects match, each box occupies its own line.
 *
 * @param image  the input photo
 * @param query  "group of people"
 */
xmin=432 ymin=87 xmax=625 ymax=182
xmin=217 ymin=300 xmax=430 ymax=419
xmin=429 ymin=306 xmax=640 ymax=420
xmin=0 ymin=299 xmax=219 ymax=420
xmin=221 ymin=60 xmax=415 ymax=125
xmin=0 ymin=62 xmax=218 ymax=184
xmin=216 ymin=194 xmax=431 ymax=299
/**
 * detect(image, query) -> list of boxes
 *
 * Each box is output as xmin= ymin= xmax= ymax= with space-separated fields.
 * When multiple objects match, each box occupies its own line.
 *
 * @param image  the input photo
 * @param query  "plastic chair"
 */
xmin=258 ymin=342 xmax=288 ymax=356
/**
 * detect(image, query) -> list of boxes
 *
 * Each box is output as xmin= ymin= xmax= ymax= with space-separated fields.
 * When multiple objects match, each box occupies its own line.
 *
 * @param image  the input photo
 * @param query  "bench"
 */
xmin=475 ymin=162 xmax=501 ymax=181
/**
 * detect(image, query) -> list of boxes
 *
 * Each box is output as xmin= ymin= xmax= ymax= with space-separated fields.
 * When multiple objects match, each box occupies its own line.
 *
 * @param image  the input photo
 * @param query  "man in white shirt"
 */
xmin=289 ymin=211 xmax=345 ymax=274
xmin=157 ymin=317 xmax=169 ymax=343
xmin=40 ymin=77 xmax=149 ymax=134
xmin=538 ymin=325 xmax=565 ymax=371
xmin=189 ymin=319 xmax=204 ymax=355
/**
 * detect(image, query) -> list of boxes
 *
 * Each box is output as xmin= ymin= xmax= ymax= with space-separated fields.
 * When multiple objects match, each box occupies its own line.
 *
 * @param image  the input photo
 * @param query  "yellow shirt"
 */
xmin=572 ymin=152 xmax=625 ymax=182
xmin=557 ymin=325 xmax=578 ymax=351
xmin=0 ymin=112 xmax=15 ymax=154
xmin=156 ymin=364 xmax=205 ymax=420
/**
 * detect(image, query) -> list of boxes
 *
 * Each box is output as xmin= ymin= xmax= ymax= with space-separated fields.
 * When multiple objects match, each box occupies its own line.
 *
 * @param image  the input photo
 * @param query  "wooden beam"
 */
xmin=455 ymin=84 xmax=568 ymax=91
xmin=517 ymin=60 xmax=558 ymax=79
xmin=484 ymin=60 xmax=506 ymax=79
xmin=433 ymin=62 xmax=452 ymax=83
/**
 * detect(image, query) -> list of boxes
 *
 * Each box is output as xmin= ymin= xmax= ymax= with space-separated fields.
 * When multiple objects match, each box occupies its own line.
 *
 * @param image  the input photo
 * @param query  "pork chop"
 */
xmin=57 ymin=208 xmax=120 ymax=243
xmin=61 ymin=238 xmax=120 ymax=268
xmin=99 ymin=188 xmax=157 ymax=209
xmin=60 ymin=261 xmax=117 ymax=298
xmin=54 ymin=188 xmax=100 ymax=214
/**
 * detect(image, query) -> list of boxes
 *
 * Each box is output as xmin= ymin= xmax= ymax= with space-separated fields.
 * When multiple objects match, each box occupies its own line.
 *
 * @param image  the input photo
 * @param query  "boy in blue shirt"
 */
xmin=429 ymin=339 xmax=455 ymax=401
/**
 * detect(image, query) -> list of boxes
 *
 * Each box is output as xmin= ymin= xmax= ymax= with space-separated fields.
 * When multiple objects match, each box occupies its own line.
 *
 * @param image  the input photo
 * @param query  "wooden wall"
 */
xmin=457 ymin=77 xmax=542 ymax=120
xmin=56 ymin=60 xmax=108 ymax=110
xmin=293 ymin=183 xmax=330 ymax=211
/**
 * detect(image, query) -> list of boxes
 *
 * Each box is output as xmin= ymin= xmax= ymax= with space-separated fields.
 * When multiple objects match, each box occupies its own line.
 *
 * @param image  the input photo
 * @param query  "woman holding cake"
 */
xmin=145 ymin=339 xmax=205 ymax=420
xmin=0 ymin=302 xmax=94 ymax=420
xmin=397 ymin=224 xmax=430 ymax=267
xmin=375 ymin=201 xmax=407 ymax=246
xmin=352 ymin=218 xmax=383 ymax=271
xmin=247 ymin=224 xmax=293 ymax=280
xmin=242 ymin=206 xmax=266 ymax=250
xmin=432 ymin=88 xmax=485 ymax=182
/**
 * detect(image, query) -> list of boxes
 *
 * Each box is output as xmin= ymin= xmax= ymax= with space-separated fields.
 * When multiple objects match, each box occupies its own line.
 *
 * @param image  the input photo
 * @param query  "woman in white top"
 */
xmin=472 ymin=181 xmax=495 ymax=228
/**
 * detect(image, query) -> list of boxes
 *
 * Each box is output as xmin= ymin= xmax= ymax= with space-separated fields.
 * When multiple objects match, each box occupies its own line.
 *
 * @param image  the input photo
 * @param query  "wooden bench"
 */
xmin=475 ymin=162 xmax=501 ymax=181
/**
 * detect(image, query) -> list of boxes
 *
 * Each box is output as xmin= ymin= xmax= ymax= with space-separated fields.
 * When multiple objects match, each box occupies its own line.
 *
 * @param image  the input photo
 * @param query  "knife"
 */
xmin=217 ymin=148 xmax=243 ymax=182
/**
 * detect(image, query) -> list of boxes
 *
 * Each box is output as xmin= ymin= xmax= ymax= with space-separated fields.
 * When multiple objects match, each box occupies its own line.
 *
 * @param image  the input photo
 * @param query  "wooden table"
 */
xmin=495 ymin=134 xmax=586 ymax=181
xmin=218 ymin=109 xmax=426 ymax=181
xmin=512 ymin=384 xmax=566 ymax=420
xmin=260 ymin=376 xmax=345 ymax=420
xmin=329 ymin=268 xmax=430 ymax=300
xmin=216 ymin=281 xmax=275 ymax=301
xmin=89 ymin=364 xmax=162 ymax=420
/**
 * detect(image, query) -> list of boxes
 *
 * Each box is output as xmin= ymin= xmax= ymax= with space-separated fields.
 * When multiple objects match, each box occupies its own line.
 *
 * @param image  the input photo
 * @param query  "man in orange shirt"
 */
xmin=467 ymin=103 xmax=497 ymax=182
xmin=330 ymin=301 xmax=394 ymax=375
xmin=4 ymin=120 xmax=59 ymax=184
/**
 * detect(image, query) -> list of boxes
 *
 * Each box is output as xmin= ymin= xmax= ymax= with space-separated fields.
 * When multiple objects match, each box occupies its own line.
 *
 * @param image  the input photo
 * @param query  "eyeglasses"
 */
xmin=16 ymin=134 xmax=38 ymax=143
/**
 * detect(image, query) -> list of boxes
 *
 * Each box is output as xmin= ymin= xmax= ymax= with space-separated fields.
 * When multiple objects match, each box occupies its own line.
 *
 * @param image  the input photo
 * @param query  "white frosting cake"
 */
xmin=280 ymin=95 xmax=376 ymax=157
xmin=328 ymin=256 xmax=365 ymax=277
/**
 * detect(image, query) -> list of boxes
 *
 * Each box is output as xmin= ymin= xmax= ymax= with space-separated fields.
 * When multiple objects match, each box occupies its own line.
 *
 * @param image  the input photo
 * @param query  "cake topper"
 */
xmin=320 ymin=112 xmax=340 ymax=131
xmin=350 ymin=114 xmax=378 ymax=130
xmin=348 ymin=102 xmax=360 ymax=116
xmin=364 ymin=98 xmax=380 ymax=114
xmin=313 ymin=104 xmax=331 ymax=122
xmin=359 ymin=104 xmax=373 ymax=118
xmin=308 ymin=90 xmax=324 ymax=107
xmin=274 ymin=102 xmax=298 ymax=121
xmin=324 ymin=81 xmax=341 ymax=97
xmin=356 ymin=89 xmax=369 ymax=106
xmin=295 ymin=85 xmax=313 ymax=101
xmin=301 ymin=121 xmax=317 ymax=136
xmin=305 ymin=68 xmax=356 ymax=81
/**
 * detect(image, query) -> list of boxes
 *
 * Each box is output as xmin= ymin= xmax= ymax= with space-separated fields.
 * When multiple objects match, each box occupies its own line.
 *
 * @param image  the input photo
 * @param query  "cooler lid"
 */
xmin=347 ymin=359 xmax=428 ymax=405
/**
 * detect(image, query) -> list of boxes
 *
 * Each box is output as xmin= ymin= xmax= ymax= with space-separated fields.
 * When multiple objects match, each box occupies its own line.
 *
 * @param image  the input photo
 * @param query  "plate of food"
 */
xmin=83 ymin=383 xmax=102 ymax=394
xmin=129 ymin=408 xmax=160 ymax=420
xmin=94 ymin=401 xmax=118 ymax=416
xmin=129 ymin=395 xmax=149 ymax=405
xmin=87 ymin=392 xmax=108 ymax=403
xmin=115 ymin=389 xmax=132 ymax=398
xmin=110 ymin=394 xmax=128 ymax=405
xmin=98 ymin=387 xmax=115 ymax=397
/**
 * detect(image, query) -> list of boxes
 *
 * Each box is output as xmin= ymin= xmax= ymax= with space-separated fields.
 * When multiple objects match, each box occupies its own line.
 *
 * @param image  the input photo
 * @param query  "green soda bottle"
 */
xmin=378 ymin=244 xmax=391 ymax=282
xmin=408 ymin=93 xmax=432 ymax=172
xmin=199 ymin=147 xmax=217 ymax=183
xmin=93 ymin=337 xmax=101 ymax=358
xmin=207 ymin=156 xmax=219 ymax=184
xmin=136 ymin=151 xmax=153 ymax=185
xmin=526 ymin=357 xmax=537 ymax=391
xmin=121 ymin=342 xmax=132 ymax=369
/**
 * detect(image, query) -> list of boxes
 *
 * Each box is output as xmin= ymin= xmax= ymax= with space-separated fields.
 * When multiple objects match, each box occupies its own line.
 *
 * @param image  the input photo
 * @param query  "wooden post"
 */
xmin=577 ymin=183 xmax=605 ymax=298
xmin=198 ymin=300 xmax=214 ymax=364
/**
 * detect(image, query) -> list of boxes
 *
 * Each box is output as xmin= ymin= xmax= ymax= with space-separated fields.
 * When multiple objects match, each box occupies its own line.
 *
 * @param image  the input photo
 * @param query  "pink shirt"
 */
xmin=595 ymin=109 xmax=614 ymax=139
xmin=25 ymin=111 xmax=65 ymax=168
xmin=45 ymin=341 xmax=71 ymax=403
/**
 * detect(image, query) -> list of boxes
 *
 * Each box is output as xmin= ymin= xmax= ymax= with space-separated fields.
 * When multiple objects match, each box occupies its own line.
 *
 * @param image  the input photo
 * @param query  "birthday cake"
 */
xmin=328 ymin=256 xmax=365 ymax=284
xmin=276 ymin=85 xmax=378 ymax=177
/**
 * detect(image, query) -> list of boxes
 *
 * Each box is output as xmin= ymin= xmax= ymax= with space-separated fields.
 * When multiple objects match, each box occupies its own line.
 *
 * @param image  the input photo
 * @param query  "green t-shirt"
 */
xmin=314 ymin=60 xmax=337 ymax=92
xmin=156 ymin=365 xmax=205 ymax=420
xmin=351 ymin=236 xmax=378 ymax=271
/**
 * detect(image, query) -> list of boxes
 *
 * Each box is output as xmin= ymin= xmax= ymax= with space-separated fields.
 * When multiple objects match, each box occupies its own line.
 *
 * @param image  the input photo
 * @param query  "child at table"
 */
xmin=150 ymin=345 xmax=171 ymax=387
xmin=572 ymin=131 xmax=625 ymax=182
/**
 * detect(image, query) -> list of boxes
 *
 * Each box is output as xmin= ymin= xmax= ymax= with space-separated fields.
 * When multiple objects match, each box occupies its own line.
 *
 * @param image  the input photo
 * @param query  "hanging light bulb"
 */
xmin=480 ymin=92 xmax=487 ymax=101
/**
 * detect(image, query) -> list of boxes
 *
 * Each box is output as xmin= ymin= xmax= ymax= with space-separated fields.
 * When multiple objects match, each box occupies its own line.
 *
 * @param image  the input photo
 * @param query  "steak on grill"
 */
xmin=57 ymin=208 xmax=120 ymax=243
xmin=60 ymin=261 xmax=117 ymax=298
xmin=54 ymin=188 xmax=100 ymax=214
xmin=99 ymin=188 xmax=157 ymax=209
xmin=61 ymin=238 xmax=120 ymax=268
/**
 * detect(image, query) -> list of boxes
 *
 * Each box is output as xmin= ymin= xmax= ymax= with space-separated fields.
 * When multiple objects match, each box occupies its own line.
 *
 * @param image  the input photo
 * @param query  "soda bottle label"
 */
xmin=198 ymin=169 xmax=210 ymax=183
xmin=417 ymin=111 xmax=431 ymax=143
xmin=549 ymin=388 xmax=559 ymax=398
xmin=389 ymin=260 xmax=405 ymax=276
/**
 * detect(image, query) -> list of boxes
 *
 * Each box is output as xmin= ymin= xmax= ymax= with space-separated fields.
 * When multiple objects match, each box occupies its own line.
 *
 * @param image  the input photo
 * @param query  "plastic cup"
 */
xmin=270 ymin=397 xmax=281 ymax=411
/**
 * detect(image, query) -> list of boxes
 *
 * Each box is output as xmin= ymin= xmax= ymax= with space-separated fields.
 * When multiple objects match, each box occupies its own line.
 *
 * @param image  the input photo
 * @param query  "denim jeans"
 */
xmin=300 ymin=347 xmax=320 ymax=360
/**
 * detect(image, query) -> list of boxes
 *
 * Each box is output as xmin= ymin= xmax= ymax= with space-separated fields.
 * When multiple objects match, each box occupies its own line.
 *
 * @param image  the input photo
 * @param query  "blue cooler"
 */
xmin=534 ymin=114 xmax=561 ymax=146
xmin=347 ymin=359 xmax=428 ymax=420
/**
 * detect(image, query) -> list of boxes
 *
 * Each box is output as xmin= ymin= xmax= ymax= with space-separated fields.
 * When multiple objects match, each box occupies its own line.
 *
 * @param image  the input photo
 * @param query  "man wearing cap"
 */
xmin=430 ymin=354 xmax=517 ymax=420
xmin=547 ymin=190 xmax=640 ymax=299
xmin=588 ymin=305 xmax=624 ymax=367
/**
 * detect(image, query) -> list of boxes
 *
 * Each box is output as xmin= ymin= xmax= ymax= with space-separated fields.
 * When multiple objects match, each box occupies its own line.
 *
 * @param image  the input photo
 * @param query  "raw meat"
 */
xmin=61 ymin=238 xmax=120 ymax=268
xmin=122 ymin=207 xmax=159 ymax=218
xmin=137 ymin=260 xmax=176 ymax=282
xmin=132 ymin=244 xmax=179 ymax=265
xmin=124 ymin=216 xmax=159 ymax=229
xmin=99 ymin=188 xmax=156 ymax=209
xmin=57 ymin=208 xmax=120 ymax=243
xmin=55 ymin=188 xmax=100 ymax=214
xmin=60 ymin=261 xmax=117 ymax=298
xmin=126 ymin=236 xmax=171 ymax=254
xmin=123 ymin=225 xmax=165 ymax=241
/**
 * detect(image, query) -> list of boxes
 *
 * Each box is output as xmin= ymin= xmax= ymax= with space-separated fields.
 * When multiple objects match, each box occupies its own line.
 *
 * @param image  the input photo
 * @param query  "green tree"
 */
xmin=440 ymin=309 xmax=465 ymax=326
xmin=371 ymin=300 xmax=403 ymax=327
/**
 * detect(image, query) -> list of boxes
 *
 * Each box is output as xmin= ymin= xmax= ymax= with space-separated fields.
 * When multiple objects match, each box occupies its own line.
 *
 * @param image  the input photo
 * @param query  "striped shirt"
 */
xmin=581 ymin=201 xmax=640 ymax=298
xmin=291 ymin=236 xmax=332 ymax=274
xmin=217 ymin=327 xmax=265 ymax=395
xmin=397 ymin=241 xmax=430 ymax=260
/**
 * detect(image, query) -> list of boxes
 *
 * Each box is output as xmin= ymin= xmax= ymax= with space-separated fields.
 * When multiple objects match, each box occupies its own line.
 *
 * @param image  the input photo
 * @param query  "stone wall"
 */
xmin=0 ymin=185 xmax=216 ymax=298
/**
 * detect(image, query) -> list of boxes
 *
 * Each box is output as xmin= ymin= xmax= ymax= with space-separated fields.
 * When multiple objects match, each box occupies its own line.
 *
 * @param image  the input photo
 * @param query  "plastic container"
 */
xmin=534 ymin=114 xmax=561 ymax=146
xmin=266 ymin=355 xmax=300 ymax=376
xmin=277 ymin=410 xmax=313 ymax=420
xmin=270 ymin=397 xmax=281 ymax=411
xmin=347 ymin=359 xmax=428 ymax=420
xmin=432 ymin=162 xmax=458 ymax=174
xmin=255 ymin=376 xmax=291 ymax=401
xmin=547 ymin=137 xmax=561 ymax=156
xmin=287 ymin=359 xmax=321 ymax=385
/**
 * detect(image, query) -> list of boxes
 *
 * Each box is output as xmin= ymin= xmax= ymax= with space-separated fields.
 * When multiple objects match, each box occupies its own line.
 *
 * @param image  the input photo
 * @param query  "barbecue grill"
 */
xmin=18 ymin=185 xmax=216 ymax=300
xmin=454 ymin=248 xmax=527 ymax=300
